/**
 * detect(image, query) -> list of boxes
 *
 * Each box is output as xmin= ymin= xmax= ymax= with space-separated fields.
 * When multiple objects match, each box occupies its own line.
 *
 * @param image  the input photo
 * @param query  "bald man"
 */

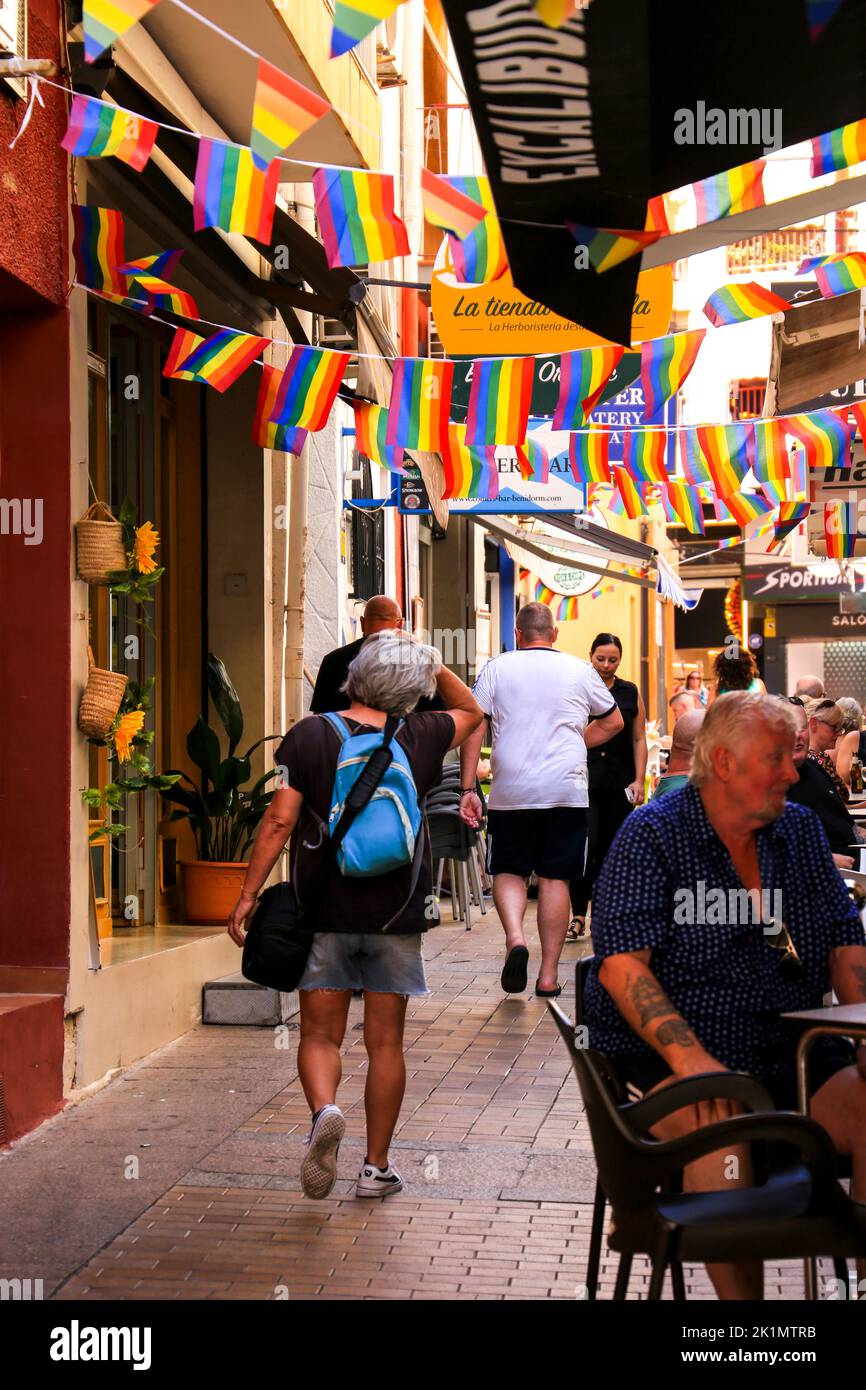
xmin=653 ymin=708 xmax=705 ymax=799
xmin=310 ymin=595 xmax=444 ymax=714
xmin=794 ymin=675 xmax=825 ymax=700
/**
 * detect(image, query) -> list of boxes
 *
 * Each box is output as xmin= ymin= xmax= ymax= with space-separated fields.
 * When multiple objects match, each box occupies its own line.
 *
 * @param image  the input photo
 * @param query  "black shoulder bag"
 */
xmin=241 ymin=716 xmax=401 ymax=992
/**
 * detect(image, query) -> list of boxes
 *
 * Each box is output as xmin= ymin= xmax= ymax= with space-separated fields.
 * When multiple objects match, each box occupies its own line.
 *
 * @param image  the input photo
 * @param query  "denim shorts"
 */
xmin=297 ymin=932 xmax=428 ymax=995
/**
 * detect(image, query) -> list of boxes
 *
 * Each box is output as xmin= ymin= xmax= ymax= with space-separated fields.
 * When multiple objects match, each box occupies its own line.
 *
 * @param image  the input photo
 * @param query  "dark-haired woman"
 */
xmin=568 ymin=634 xmax=647 ymax=939
xmin=708 ymin=646 xmax=766 ymax=704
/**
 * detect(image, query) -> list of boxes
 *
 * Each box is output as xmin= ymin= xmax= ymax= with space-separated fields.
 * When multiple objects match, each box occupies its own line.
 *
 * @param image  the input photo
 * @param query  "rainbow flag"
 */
xmin=117 ymin=250 xmax=182 ymax=280
xmin=556 ymin=595 xmax=579 ymax=621
xmin=465 ymin=356 xmax=534 ymax=446
xmin=849 ymin=402 xmax=866 ymax=441
xmin=386 ymin=359 xmax=453 ymax=451
xmin=443 ymin=177 xmax=508 ymax=284
xmin=253 ymin=365 xmax=308 ymax=455
xmin=721 ymin=490 xmax=775 ymax=528
xmin=825 ymin=498 xmax=858 ymax=560
xmin=566 ymin=222 xmax=661 ymax=274
xmin=814 ymin=255 xmax=866 ymax=297
xmin=622 ymin=429 xmax=668 ymax=484
xmin=640 ymin=329 xmax=705 ymax=424
xmin=116 ymin=254 xmax=198 ymax=318
xmin=268 ymin=347 xmax=349 ymax=430
xmin=83 ymin=0 xmax=161 ymax=63
xmin=62 ymin=95 xmax=158 ymax=170
xmin=703 ymin=281 xmax=789 ymax=327
xmin=774 ymin=500 xmax=811 ymax=546
xmin=163 ymin=328 xmax=268 ymax=393
xmin=249 ymin=60 xmax=330 ymax=165
xmin=750 ymin=419 xmax=789 ymax=504
xmin=568 ymin=430 xmax=610 ymax=487
xmin=353 ymin=400 xmax=404 ymax=472
xmin=534 ymin=580 xmax=557 ymax=606
xmin=515 ymin=437 xmax=549 ymax=483
xmin=678 ymin=429 xmax=711 ymax=486
xmin=193 ymin=141 xmax=280 ymax=243
xmin=330 ymin=0 xmax=406 ymax=57
xmin=645 ymin=195 xmax=670 ymax=234
xmin=612 ymin=468 xmax=648 ymax=519
xmin=665 ymin=479 xmax=705 ymax=535
xmin=693 ymin=160 xmax=764 ymax=225
xmin=696 ymin=423 xmax=751 ymax=496
xmin=441 ymin=426 xmax=498 ymax=500
xmin=788 ymin=444 xmax=810 ymax=502
xmin=811 ymin=117 xmax=866 ymax=175
xmin=72 ymin=206 xmax=126 ymax=296
xmin=785 ymin=410 xmax=853 ymax=470
xmin=806 ymin=0 xmax=847 ymax=39
xmin=313 ymin=167 xmax=410 ymax=269
xmin=553 ymin=346 xmax=623 ymax=430
xmin=421 ymin=168 xmax=486 ymax=242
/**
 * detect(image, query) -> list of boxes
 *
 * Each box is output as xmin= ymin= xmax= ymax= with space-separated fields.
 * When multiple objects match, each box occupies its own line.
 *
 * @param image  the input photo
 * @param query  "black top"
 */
xmin=310 ymin=637 xmax=446 ymax=714
xmin=786 ymin=757 xmax=857 ymax=856
xmin=587 ymin=675 xmax=639 ymax=792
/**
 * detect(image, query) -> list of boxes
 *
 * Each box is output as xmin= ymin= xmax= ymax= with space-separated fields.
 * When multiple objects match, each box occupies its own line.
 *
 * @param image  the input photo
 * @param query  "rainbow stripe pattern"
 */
xmin=193 ymin=140 xmax=280 ymax=243
xmin=465 ymin=356 xmax=534 ymax=446
xmin=556 ymin=595 xmax=579 ymax=621
xmin=693 ymin=160 xmax=765 ymax=225
xmin=678 ymin=429 xmax=711 ymax=486
xmin=613 ymin=468 xmax=648 ymax=519
xmin=703 ymin=281 xmax=789 ymax=327
xmin=250 ymin=60 xmax=330 ymax=165
xmin=722 ymin=490 xmax=775 ymax=528
xmin=330 ymin=0 xmax=405 ymax=57
xmin=640 ymin=329 xmax=705 ymax=425
xmin=665 ymin=479 xmax=705 ymax=534
xmin=568 ymin=429 xmax=610 ymax=487
xmin=813 ymin=255 xmax=866 ymax=297
xmin=515 ymin=437 xmax=549 ymax=483
xmin=645 ymin=195 xmax=670 ymax=234
xmin=443 ymin=177 xmax=508 ymax=285
xmin=313 ymin=168 xmax=410 ymax=269
xmin=785 ymin=409 xmax=853 ymax=469
xmin=83 ymin=0 xmax=160 ymax=63
xmin=72 ymin=206 xmax=126 ymax=296
xmin=62 ymin=95 xmax=158 ymax=170
xmin=268 ymin=347 xmax=350 ymax=430
xmin=553 ymin=346 xmax=623 ymax=430
xmin=825 ymin=498 xmax=858 ymax=560
xmin=535 ymin=581 xmax=557 ymax=606
xmin=566 ymin=223 xmax=661 ymax=274
xmin=386 ymin=359 xmax=453 ymax=451
xmin=441 ymin=426 xmax=498 ymax=500
xmin=163 ymin=328 xmax=268 ymax=394
xmin=253 ymin=365 xmax=308 ymax=455
xmin=696 ymin=423 xmax=751 ymax=497
xmin=353 ymin=400 xmax=404 ymax=472
xmin=750 ymin=419 xmax=789 ymax=503
xmin=622 ymin=429 xmax=668 ymax=484
xmin=811 ymin=117 xmax=866 ymax=175
xmin=849 ymin=402 xmax=866 ymax=441
xmin=773 ymin=500 xmax=811 ymax=547
xmin=421 ymin=168 xmax=486 ymax=242
xmin=116 ymin=253 xmax=198 ymax=318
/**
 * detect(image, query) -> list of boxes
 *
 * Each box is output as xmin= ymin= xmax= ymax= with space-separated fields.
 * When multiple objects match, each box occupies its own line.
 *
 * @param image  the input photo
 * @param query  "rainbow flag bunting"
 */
xmin=696 ymin=423 xmax=751 ymax=497
xmin=811 ymin=117 xmax=866 ymax=175
xmin=83 ymin=0 xmax=161 ymax=63
xmin=785 ymin=409 xmax=853 ymax=470
xmin=534 ymin=581 xmax=557 ymax=606
xmin=441 ymin=426 xmax=498 ymax=500
xmin=645 ymin=195 xmax=670 ymax=235
xmin=693 ymin=160 xmax=765 ymax=225
xmin=193 ymin=140 xmax=280 ymax=243
xmin=515 ymin=437 xmax=549 ymax=483
xmin=386 ymin=359 xmax=453 ymax=451
xmin=72 ymin=206 xmax=126 ymax=296
xmin=640 ymin=330 xmax=705 ymax=424
xmin=62 ymin=95 xmax=158 ymax=170
xmin=566 ymin=223 xmax=661 ymax=274
xmin=117 ymin=250 xmax=182 ymax=280
xmin=622 ymin=429 xmax=668 ymax=484
xmin=163 ymin=328 xmax=268 ymax=393
xmin=806 ymin=0 xmax=847 ymax=40
xmin=568 ymin=430 xmax=610 ymax=487
xmin=613 ymin=468 xmax=648 ymax=519
xmin=249 ymin=60 xmax=330 ymax=165
xmin=678 ymin=429 xmax=711 ymax=486
xmin=774 ymin=500 xmax=811 ymax=546
xmin=313 ymin=167 xmax=410 ymax=269
xmin=813 ymin=255 xmax=866 ymax=297
xmin=848 ymin=402 xmax=866 ymax=441
xmin=703 ymin=281 xmax=789 ymax=327
xmin=421 ymin=168 xmax=486 ymax=242
xmin=556 ymin=595 xmax=579 ymax=621
xmin=665 ymin=479 xmax=705 ymax=535
xmin=116 ymin=254 xmax=198 ymax=318
xmin=268 ymin=347 xmax=350 ymax=430
xmin=353 ymin=400 xmax=404 ymax=473
xmin=253 ymin=365 xmax=308 ymax=455
xmin=749 ymin=419 xmax=789 ymax=504
xmin=553 ymin=346 xmax=623 ymax=430
xmin=465 ymin=356 xmax=534 ymax=446
xmin=825 ymin=498 xmax=858 ymax=560
xmin=443 ymin=177 xmax=508 ymax=285
xmin=722 ymin=490 xmax=775 ymax=528
xmin=788 ymin=444 xmax=809 ymax=502
xmin=330 ymin=0 xmax=406 ymax=57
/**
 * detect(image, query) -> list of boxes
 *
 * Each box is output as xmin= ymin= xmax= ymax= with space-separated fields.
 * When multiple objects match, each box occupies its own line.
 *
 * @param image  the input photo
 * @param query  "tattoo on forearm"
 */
xmin=628 ymin=974 xmax=679 ymax=1028
xmin=656 ymin=1019 xmax=697 ymax=1048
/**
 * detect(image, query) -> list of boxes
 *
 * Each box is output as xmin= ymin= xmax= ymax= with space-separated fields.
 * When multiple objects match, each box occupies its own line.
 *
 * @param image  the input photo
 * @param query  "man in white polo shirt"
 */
xmin=459 ymin=602 xmax=623 ymax=997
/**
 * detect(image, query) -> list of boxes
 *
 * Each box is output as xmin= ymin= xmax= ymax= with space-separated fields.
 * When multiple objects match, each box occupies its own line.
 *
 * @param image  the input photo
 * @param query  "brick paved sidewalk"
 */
xmin=2 ymin=905 xmax=811 ymax=1300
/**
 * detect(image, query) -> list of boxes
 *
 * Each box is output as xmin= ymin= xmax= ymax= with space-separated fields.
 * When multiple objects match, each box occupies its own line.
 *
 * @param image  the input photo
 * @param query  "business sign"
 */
xmin=397 ymin=470 xmax=433 ymax=515
xmin=775 ymin=602 xmax=866 ymax=639
xmin=744 ymin=560 xmax=866 ymax=601
xmin=449 ymin=351 xmax=640 ymax=422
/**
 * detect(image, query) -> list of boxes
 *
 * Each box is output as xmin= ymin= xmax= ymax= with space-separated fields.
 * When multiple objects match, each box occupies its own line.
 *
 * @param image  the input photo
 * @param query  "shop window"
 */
xmin=350 ymin=454 xmax=385 ymax=601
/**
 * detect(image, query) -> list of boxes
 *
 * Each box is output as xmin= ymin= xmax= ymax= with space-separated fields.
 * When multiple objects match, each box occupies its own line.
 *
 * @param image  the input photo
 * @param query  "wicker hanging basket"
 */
xmin=75 ymin=500 xmax=127 ymax=585
xmin=78 ymin=646 xmax=128 ymax=739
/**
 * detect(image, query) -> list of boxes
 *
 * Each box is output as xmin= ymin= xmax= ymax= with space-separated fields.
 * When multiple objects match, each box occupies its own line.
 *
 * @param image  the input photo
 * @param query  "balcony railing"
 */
xmin=726 ymin=225 xmax=826 ymax=275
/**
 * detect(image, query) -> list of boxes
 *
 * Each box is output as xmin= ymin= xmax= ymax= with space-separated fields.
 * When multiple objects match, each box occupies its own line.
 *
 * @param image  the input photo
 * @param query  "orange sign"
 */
xmin=431 ymin=260 xmax=673 ymax=357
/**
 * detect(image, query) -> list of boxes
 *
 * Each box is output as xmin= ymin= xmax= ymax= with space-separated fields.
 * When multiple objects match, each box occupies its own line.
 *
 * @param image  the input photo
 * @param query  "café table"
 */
xmin=780 ymin=1002 xmax=866 ymax=1300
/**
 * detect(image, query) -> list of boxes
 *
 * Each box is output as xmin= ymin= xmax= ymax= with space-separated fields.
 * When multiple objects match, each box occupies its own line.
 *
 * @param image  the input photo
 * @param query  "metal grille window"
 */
xmin=731 ymin=378 xmax=767 ymax=419
xmin=350 ymin=454 xmax=385 ymax=601
xmin=726 ymin=226 xmax=825 ymax=275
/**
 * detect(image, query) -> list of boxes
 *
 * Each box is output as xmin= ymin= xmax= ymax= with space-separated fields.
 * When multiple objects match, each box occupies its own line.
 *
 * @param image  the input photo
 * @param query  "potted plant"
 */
xmin=160 ymin=654 xmax=279 ymax=924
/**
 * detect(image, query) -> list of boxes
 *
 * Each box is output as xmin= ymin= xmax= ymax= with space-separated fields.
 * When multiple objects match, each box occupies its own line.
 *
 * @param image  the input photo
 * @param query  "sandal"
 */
xmin=566 ymin=916 xmax=587 ymax=941
xmin=535 ymin=981 xmax=562 ymax=998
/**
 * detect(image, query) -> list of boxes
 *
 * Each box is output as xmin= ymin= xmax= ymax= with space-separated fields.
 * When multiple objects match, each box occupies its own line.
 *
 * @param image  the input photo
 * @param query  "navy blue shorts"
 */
xmin=487 ymin=807 xmax=589 ymax=881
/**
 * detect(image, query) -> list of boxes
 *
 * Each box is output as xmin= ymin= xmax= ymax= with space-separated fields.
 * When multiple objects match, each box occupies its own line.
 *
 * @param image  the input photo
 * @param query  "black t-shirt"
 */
xmin=310 ymin=637 xmax=446 ymax=714
xmin=274 ymin=710 xmax=455 ymax=933
xmin=786 ymin=757 xmax=857 ymax=856
xmin=587 ymin=676 xmax=639 ymax=792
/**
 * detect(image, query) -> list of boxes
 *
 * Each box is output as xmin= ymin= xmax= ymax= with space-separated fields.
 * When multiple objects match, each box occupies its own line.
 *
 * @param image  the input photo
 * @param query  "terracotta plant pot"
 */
xmin=179 ymin=860 xmax=249 ymax=925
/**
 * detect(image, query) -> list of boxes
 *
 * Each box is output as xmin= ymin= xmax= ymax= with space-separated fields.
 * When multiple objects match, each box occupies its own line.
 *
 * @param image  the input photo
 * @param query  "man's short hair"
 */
xmin=691 ymin=692 xmax=797 ymax=787
xmin=794 ymin=675 xmax=825 ymax=699
xmin=669 ymin=690 xmax=699 ymax=711
xmin=516 ymin=601 xmax=555 ymax=638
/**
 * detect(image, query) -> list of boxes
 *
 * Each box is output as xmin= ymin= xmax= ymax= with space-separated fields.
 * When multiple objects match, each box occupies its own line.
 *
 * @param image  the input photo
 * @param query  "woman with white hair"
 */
xmin=228 ymin=633 xmax=482 ymax=1203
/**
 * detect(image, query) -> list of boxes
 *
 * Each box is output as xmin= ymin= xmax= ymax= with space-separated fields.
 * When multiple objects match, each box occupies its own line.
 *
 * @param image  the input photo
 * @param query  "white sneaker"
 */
xmin=300 ymin=1105 xmax=345 ymax=1199
xmin=355 ymin=1160 xmax=404 ymax=1200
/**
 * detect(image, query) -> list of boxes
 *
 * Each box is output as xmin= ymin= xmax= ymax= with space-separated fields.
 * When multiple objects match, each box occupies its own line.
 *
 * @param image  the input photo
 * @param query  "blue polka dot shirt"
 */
xmin=583 ymin=782 xmax=865 ymax=1077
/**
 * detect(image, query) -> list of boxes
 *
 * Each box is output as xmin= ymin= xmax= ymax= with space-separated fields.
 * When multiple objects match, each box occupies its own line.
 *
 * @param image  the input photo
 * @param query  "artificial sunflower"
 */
xmin=114 ymin=710 xmax=146 ymax=763
xmin=133 ymin=521 xmax=160 ymax=574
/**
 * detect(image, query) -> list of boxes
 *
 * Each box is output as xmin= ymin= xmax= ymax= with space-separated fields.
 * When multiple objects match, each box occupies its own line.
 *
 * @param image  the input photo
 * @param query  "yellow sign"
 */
xmin=764 ymin=606 xmax=776 ymax=638
xmin=431 ymin=259 xmax=673 ymax=357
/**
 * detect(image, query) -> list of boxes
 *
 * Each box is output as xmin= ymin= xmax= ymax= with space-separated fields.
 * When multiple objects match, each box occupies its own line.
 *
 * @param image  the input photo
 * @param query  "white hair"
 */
xmin=342 ymin=631 xmax=442 ymax=717
xmin=690 ymin=692 xmax=797 ymax=787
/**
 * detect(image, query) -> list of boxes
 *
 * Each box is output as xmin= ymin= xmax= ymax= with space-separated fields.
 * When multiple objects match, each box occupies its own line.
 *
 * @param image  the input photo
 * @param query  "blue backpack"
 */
xmin=320 ymin=713 xmax=422 ymax=877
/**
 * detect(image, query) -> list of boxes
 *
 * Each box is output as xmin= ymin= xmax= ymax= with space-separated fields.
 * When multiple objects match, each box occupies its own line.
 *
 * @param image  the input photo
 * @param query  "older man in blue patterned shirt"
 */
xmin=584 ymin=691 xmax=866 ymax=1301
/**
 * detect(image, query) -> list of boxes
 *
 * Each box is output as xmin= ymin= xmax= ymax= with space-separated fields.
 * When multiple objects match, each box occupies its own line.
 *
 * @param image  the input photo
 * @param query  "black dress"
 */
xmin=570 ymin=676 xmax=639 ymax=917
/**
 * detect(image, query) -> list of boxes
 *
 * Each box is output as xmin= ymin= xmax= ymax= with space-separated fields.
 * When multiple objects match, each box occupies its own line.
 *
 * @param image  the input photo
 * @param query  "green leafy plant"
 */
xmin=104 ymin=497 xmax=164 ymax=636
xmin=81 ymin=677 xmax=180 ymax=841
xmin=158 ymin=654 xmax=279 ymax=862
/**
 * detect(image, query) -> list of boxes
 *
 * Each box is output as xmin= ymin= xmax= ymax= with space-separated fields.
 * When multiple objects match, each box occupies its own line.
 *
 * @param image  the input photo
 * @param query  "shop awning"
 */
xmin=471 ymin=514 xmax=657 ymax=590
